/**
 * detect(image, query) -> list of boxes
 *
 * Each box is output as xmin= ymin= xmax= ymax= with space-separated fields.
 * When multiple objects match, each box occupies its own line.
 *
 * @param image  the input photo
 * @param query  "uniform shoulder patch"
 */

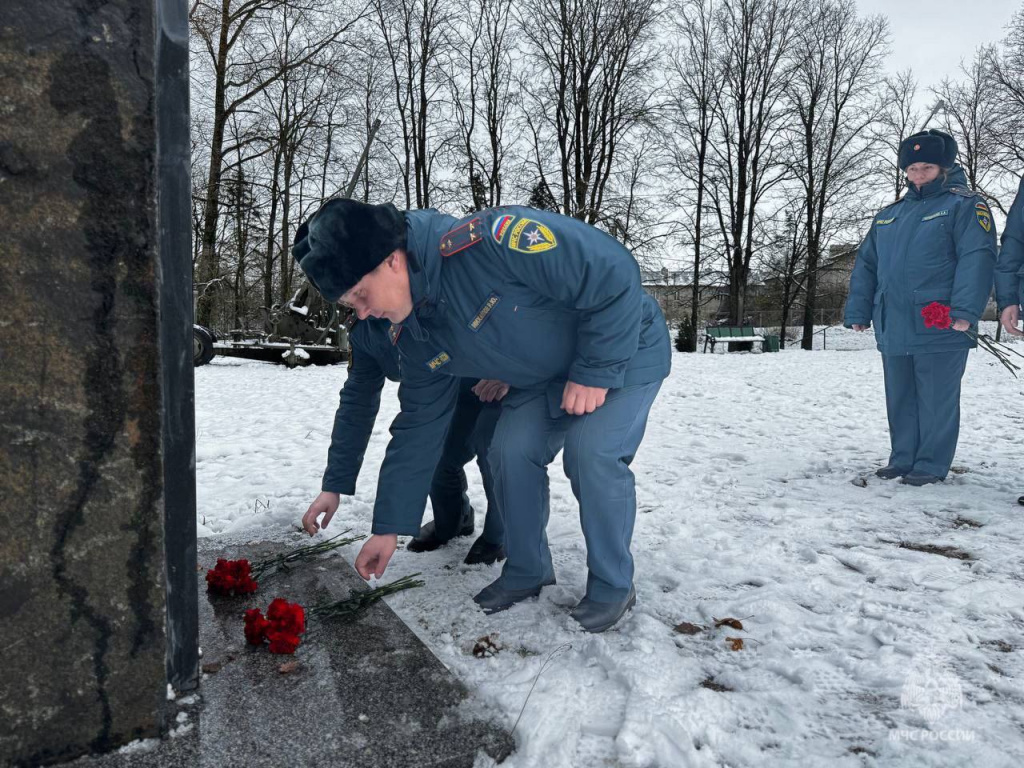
xmin=975 ymin=200 xmax=992 ymax=232
xmin=439 ymin=217 xmax=483 ymax=257
xmin=875 ymin=216 xmax=896 ymax=226
xmin=507 ymin=218 xmax=558 ymax=253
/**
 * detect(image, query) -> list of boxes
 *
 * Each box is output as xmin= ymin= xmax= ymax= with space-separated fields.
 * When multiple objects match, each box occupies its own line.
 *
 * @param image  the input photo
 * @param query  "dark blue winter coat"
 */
xmin=844 ymin=166 xmax=997 ymax=355
xmin=366 ymin=206 xmax=671 ymax=536
xmin=320 ymin=317 xmax=443 ymax=494
xmin=994 ymin=176 xmax=1024 ymax=311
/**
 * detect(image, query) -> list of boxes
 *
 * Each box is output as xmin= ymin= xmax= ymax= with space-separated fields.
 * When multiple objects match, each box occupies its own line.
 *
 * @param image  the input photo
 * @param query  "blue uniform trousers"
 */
xmin=428 ymin=379 xmax=504 ymax=545
xmin=882 ymin=350 xmax=969 ymax=479
xmin=489 ymin=381 xmax=662 ymax=601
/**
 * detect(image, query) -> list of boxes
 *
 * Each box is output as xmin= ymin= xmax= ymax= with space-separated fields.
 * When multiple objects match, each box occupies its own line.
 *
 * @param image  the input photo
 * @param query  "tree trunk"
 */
xmin=689 ymin=135 xmax=708 ymax=352
xmin=263 ymin=143 xmax=283 ymax=316
xmin=279 ymin=145 xmax=294 ymax=304
xmin=800 ymin=240 xmax=820 ymax=350
xmin=195 ymin=0 xmax=232 ymax=329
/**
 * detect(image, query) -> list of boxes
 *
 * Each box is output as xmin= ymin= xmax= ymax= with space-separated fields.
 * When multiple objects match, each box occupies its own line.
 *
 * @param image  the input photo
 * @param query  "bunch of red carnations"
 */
xmin=205 ymin=558 xmax=259 ymax=596
xmin=205 ymin=530 xmax=364 ymax=596
xmin=921 ymin=301 xmax=1024 ymax=376
xmin=244 ymin=598 xmax=306 ymax=654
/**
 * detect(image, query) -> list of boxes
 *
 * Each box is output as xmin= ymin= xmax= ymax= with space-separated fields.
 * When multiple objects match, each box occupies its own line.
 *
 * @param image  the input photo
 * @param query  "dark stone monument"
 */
xmin=0 ymin=1 xmax=196 ymax=764
xmin=0 ymin=2 xmax=512 ymax=764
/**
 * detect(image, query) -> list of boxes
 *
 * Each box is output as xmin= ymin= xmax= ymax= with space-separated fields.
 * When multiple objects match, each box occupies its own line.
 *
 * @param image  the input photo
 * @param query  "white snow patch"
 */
xmin=117 ymin=738 xmax=160 ymax=754
xmin=195 ymin=333 xmax=1024 ymax=766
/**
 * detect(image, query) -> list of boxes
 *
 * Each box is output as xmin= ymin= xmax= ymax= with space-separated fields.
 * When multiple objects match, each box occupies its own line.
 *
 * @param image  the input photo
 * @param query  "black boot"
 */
xmin=1017 ymin=495 xmax=1024 ymax=507
xmin=464 ymin=536 xmax=506 ymax=565
xmin=407 ymin=515 xmax=474 ymax=553
xmin=875 ymin=464 xmax=909 ymax=480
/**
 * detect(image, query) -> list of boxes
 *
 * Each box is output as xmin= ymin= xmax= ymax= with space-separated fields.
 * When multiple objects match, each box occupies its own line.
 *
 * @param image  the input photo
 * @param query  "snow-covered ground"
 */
xmin=196 ymin=325 xmax=1024 ymax=767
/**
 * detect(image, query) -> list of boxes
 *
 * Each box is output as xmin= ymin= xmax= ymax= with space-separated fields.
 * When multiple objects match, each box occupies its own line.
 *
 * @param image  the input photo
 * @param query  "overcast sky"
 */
xmin=856 ymin=0 xmax=1019 ymax=95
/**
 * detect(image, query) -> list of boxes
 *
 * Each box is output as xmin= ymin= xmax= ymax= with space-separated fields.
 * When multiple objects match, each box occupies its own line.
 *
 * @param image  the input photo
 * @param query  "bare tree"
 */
xmin=989 ymin=7 xmax=1024 ymax=172
xmin=935 ymin=48 xmax=1006 ymax=210
xmin=667 ymin=0 xmax=720 ymax=349
xmin=762 ymin=209 xmax=808 ymax=348
xmin=189 ymin=0 xmax=361 ymax=327
xmin=370 ymin=0 xmax=452 ymax=209
xmin=223 ymin=164 xmax=264 ymax=330
xmin=706 ymin=0 xmax=796 ymax=324
xmin=787 ymin=0 xmax=888 ymax=349
xmin=345 ymin=45 xmax=401 ymax=203
xmin=443 ymin=0 xmax=517 ymax=210
xmin=877 ymin=70 xmax=920 ymax=203
xmin=518 ymin=0 xmax=661 ymax=225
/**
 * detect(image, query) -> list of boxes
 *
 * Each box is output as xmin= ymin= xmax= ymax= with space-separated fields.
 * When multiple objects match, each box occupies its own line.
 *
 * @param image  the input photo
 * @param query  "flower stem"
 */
xmin=250 ymin=530 xmax=366 ymax=582
xmin=965 ymin=330 xmax=1021 ymax=377
xmin=308 ymin=574 xmax=426 ymax=622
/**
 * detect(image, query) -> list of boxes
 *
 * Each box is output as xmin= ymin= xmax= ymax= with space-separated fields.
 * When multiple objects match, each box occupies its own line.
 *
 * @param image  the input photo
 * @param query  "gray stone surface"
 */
xmin=0 ymin=1 xmax=170 ymax=764
xmin=60 ymin=536 xmax=514 ymax=767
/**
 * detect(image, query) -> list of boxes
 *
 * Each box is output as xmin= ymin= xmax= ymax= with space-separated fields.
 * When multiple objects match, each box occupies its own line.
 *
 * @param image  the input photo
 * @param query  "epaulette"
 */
xmin=439 ymin=217 xmax=483 ymax=257
xmin=342 ymin=309 xmax=358 ymax=332
xmin=948 ymin=186 xmax=978 ymax=198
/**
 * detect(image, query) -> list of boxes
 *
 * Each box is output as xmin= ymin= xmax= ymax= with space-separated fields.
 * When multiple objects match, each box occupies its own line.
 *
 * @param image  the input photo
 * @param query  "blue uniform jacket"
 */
xmin=844 ymin=166 xmax=997 ymax=355
xmin=994 ymin=176 xmax=1024 ymax=311
xmin=321 ymin=317 xmax=455 ymax=500
xmin=367 ymin=206 xmax=672 ymax=536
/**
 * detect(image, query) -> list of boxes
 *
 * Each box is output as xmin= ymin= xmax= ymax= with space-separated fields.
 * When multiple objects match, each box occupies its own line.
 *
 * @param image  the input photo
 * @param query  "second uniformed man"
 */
xmin=994 ymin=173 xmax=1024 ymax=504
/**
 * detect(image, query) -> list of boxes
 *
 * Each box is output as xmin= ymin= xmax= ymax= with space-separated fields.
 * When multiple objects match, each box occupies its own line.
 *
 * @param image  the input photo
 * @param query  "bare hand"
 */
xmin=561 ymin=381 xmax=608 ymax=415
xmin=952 ymin=318 xmax=970 ymax=332
xmin=1001 ymin=305 xmax=1024 ymax=337
xmin=472 ymin=379 xmax=509 ymax=402
xmin=851 ymin=324 xmax=868 ymax=332
xmin=354 ymin=534 xmax=398 ymax=579
xmin=302 ymin=491 xmax=340 ymax=536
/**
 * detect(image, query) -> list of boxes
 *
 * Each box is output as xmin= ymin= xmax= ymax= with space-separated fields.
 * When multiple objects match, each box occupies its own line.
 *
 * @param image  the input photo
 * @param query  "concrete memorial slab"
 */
xmin=62 ymin=535 xmax=515 ymax=767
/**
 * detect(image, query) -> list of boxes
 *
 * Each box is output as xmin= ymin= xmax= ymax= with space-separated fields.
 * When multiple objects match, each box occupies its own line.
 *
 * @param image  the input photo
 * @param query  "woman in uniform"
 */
xmin=844 ymin=129 xmax=997 ymax=485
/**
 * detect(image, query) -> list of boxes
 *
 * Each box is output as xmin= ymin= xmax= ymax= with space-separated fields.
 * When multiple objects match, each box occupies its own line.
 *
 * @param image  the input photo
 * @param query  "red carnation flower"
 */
xmin=921 ymin=302 xmax=952 ymax=330
xmin=244 ymin=598 xmax=306 ymax=654
xmin=243 ymin=608 xmax=271 ymax=645
xmin=266 ymin=630 xmax=302 ymax=655
xmin=206 ymin=558 xmax=259 ymax=596
xmin=266 ymin=597 xmax=306 ymax=636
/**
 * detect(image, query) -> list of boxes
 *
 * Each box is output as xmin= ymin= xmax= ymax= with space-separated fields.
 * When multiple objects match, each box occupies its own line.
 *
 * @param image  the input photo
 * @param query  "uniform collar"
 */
xmin=395 ymin=209 xmax=456 ymax=341
xmin=906 ymin=165 xmax=968 ymax=200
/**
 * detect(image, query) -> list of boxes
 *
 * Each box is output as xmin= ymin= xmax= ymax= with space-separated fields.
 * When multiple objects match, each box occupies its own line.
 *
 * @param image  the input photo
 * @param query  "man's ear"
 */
xmin=386 ymin=249 xmax=405 ymax=272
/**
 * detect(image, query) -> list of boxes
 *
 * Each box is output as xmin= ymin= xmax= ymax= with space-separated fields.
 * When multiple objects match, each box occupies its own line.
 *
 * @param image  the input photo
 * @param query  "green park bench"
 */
xmin=703 ymin=325 xmax=767 ymax=353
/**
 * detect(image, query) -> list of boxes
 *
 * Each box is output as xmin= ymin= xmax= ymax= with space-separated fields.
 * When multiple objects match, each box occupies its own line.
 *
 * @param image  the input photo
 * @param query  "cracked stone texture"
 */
xmin=61 ymin=535 xmax=515 ymax=768
xmin=0 ymin=1 xmax=168 ymax=765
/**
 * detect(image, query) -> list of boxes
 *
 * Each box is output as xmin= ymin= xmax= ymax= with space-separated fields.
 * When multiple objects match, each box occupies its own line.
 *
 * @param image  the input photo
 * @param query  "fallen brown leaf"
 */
xmin=726 ymin=637 xmax=744 ymax=652
xmin=278 ymin=661 xmax=299 ymax=674
xmin=201 ymin=662 xmax=223 ymax=674
xmin=714 ymin=617 xmax=744 ymax=631
xmin=673 ymin=622 xmax=705 ymax=635
xmin=473 ymin=634 xmax=502 ymax=658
